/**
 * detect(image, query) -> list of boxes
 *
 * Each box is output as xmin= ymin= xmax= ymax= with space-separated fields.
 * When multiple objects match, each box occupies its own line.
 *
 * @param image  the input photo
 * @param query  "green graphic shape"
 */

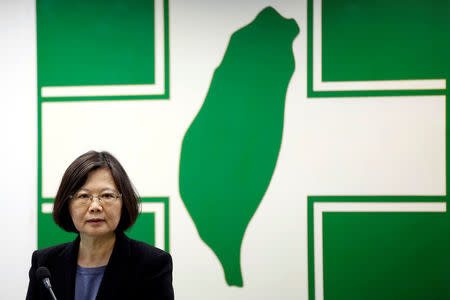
xmin=307 ymin=0 xmax=448 ymax=98
xmin=37 ymin=0 xmax=155 ymax=86
xmin=126 ymin=212 xmax=155 ymax=246
xmin=179 ymin=7 xmax=299 ymax=287
xmin=307 ymin=1 xmax=449 ymax=299
xmin=37 ymin=0 xmax=171 ymax=251
xmin=323 ymin=211 xmax=450 ymax=300
xmin=322 ymin=0 xmax=448 ymax=82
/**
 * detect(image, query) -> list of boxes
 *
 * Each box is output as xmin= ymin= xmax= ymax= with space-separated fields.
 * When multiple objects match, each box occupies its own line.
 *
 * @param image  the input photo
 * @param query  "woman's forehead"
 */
xmin=81 ymin=168 xmax=118 ymax=189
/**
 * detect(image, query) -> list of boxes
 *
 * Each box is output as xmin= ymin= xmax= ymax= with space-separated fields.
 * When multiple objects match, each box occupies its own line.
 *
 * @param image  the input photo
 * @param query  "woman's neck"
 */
xmin=77 ymin=232 xmax=116 ymax=267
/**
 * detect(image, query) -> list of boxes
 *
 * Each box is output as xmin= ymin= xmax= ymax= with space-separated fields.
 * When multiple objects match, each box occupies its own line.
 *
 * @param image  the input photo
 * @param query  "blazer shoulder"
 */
xmin=32 ymin=241 xmax=73 ymax=265
xmin=117 ymin=236 xmax=174 ymax=299
xmin=128 ymin=237 xmax=171 ymax=261
xmin=125 ymin=237 xmax=172 ymax=274
xmin=126 ymin=239 xmax=173 ymax=282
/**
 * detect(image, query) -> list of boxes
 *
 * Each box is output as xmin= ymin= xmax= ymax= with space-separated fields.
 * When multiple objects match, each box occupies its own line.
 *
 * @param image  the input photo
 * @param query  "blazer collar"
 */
xmin=95 ymin=231 xmax=131 ymax=300
xmin=56 ymin=231 xmax=131 ymax=300
xmin=58 ymin=235 xmax=79 ymax=300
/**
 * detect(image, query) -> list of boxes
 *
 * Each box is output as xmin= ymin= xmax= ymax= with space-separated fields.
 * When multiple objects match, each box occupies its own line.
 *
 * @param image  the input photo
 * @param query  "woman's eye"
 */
xmin=78 ymin=194 xmax=89 ymax=199
xmin=102 ymin=193 xmax=114 ymax=199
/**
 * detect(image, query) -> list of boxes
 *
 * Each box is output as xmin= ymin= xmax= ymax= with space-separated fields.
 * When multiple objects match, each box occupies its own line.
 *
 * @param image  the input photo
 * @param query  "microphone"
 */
xmin=36 ymin=267 xmax=58 ymax=300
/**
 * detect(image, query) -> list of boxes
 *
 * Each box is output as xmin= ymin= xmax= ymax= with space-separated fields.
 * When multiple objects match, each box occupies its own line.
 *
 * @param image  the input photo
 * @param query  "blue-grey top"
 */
xmin=74 ymin=265 xmax=106 ymax=300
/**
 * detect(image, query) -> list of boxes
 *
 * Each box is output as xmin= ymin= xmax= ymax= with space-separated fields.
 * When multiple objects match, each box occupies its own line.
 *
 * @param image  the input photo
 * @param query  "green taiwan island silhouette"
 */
xmin=179 ymin=7 xmax=299 ymax=287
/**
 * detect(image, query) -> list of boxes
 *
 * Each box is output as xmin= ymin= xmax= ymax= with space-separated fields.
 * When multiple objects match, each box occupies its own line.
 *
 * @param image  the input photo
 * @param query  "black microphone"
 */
xmin=36 ymin=267 xmax=58 ymax=300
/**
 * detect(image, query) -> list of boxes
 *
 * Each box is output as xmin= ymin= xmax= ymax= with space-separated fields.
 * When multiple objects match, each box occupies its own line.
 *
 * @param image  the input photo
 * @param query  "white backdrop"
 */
xmin=0 ymin=0 xmax=445 ymax=299
xmin=0 ymin=1 xmax=37 ymax=298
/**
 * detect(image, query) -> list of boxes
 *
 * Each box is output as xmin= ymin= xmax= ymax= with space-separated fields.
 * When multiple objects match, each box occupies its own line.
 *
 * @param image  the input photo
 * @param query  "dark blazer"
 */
xmin=26 ymin=231 xmax=174 ymax=300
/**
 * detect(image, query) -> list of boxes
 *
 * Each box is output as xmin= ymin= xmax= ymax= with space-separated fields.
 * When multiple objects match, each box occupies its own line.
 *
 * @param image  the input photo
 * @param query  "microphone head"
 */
xmin=36 ymin=266 xmax=51 ymax=281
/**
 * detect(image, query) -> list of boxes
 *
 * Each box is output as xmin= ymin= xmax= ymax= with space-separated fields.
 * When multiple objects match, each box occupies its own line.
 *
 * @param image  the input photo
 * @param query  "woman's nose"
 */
xmin=89 ymin=197 xmax=103 ymax=212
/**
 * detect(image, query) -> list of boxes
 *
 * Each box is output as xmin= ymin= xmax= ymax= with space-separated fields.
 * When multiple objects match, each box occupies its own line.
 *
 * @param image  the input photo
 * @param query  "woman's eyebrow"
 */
xmin=78 ymin=187 xmax=117 ymax=193
xmin=100 ymin=188 xmax=118 ymax=193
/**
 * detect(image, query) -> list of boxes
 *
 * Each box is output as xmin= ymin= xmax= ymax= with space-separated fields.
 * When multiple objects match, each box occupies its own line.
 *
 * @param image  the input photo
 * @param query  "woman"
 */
xmin=26 ymin=151 xmax=174 ymax=300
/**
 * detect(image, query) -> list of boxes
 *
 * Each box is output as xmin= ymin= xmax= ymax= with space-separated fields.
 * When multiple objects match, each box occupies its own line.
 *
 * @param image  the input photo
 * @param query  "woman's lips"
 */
xmin=87 ymin=219 xmax=104 ymax=224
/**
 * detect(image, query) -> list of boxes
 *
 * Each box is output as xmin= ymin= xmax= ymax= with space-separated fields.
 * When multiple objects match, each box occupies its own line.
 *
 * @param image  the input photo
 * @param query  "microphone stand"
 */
xmin=42 ymin=278 xmax=58 ymax=300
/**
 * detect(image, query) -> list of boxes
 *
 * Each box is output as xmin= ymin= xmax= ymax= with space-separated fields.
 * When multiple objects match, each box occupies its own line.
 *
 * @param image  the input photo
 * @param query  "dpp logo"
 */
xmin=36 ymin=1 xmax=448 ymax=299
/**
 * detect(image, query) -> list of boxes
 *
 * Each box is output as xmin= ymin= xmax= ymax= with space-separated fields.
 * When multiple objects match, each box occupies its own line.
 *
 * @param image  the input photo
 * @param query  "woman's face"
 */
xmin=69 ymin=168 xmax=123 ymax=239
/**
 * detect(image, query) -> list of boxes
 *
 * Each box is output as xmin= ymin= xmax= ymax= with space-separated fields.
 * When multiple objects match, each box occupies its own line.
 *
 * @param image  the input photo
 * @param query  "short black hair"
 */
xmin=53 ymin=150 xmax=140 ymax=232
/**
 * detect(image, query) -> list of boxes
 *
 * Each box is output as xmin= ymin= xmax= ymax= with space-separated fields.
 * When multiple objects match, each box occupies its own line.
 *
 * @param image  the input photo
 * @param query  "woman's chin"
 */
xmin=81 ymin=228 xmax=115 ymax=239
